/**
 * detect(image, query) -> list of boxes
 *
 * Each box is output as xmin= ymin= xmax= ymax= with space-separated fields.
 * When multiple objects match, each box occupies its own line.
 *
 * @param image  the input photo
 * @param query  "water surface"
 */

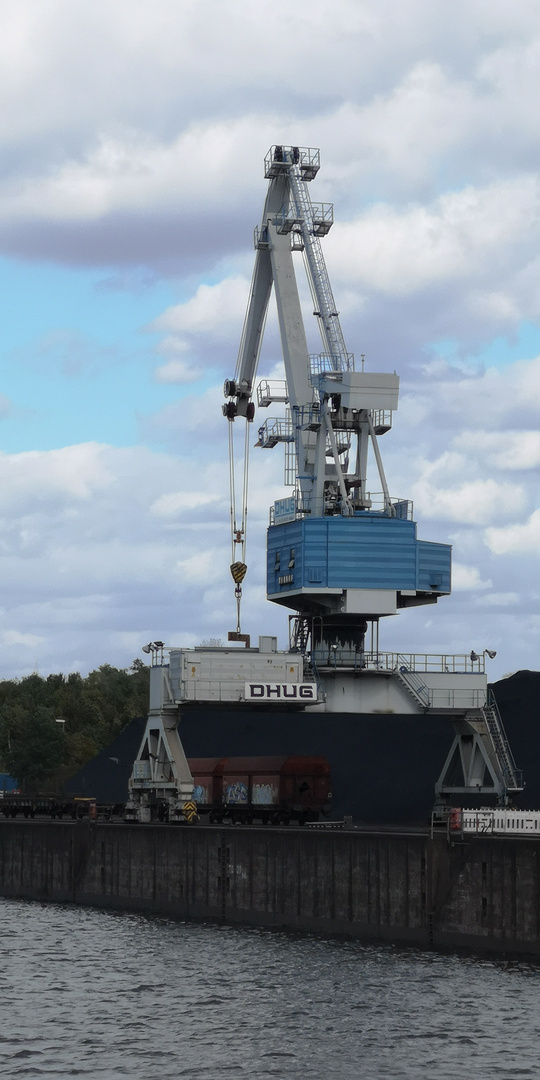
xmin=0 ymin=898 xmax=538 ymax=1079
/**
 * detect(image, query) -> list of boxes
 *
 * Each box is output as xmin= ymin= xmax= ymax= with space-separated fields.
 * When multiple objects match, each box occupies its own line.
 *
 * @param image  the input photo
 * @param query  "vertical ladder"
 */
xmin=286 ymin=159 xmax=350 ymax=368
xmin=290 ymin=615 xmax=320 ymax=687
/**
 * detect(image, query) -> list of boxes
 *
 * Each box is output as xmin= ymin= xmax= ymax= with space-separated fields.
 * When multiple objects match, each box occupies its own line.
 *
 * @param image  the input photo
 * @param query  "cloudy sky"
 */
xmin=0 ymin=0 xmax=539 ymax=680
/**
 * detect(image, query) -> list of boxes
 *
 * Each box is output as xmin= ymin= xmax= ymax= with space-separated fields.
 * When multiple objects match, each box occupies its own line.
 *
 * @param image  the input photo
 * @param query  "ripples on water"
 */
xmin=0 ymin=898 xmax=539 ymax=1079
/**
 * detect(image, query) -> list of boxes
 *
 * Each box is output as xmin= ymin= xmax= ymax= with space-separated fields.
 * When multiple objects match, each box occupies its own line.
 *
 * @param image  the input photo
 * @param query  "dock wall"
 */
xmin=1 ymin=822 xmax=539 ymax=955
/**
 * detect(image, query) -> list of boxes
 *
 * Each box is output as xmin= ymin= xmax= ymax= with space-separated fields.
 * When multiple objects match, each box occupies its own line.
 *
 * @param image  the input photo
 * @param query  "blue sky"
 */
xmin=0 ymin=0 xmax=539 ymax=681
xmin=0 ymin=260 xmax=184 ymax=450
xmin=431 ymin=324 xmax=540 ymax=372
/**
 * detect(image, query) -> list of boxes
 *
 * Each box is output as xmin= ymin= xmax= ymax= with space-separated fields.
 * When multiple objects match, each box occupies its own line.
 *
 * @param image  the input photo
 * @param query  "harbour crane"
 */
xmin=223 ymin=145 xmax=451 ymax=664
xmin=126 ymin=145 xmax=522 ymax=823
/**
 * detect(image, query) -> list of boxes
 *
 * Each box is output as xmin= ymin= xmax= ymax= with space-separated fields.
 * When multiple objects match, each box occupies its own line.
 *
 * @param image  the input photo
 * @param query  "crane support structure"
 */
xmin=224 ymin=146 xmax=451 ymax=657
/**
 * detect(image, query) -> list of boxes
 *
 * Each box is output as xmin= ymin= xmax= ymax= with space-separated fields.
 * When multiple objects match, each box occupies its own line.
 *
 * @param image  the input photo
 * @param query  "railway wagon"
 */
xmin=0 ymin=757 xmax=331 ymax=825
xmin=191 ymin=755 xmax=331 ymax=824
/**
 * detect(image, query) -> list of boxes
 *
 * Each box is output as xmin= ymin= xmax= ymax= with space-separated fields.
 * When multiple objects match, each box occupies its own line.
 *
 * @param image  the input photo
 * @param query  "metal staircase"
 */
xmin=483 ymin=692 xmax=523 ymax=793
xmin=395 ymin=657 xmax=431 ymax=710
xmin=289 ymin=615 xmax=321 ymax=690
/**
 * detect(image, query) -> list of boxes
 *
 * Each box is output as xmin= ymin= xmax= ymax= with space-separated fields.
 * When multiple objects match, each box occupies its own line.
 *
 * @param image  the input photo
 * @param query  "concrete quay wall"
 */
xmin=1 ymin=822 xmax=539 ymax=956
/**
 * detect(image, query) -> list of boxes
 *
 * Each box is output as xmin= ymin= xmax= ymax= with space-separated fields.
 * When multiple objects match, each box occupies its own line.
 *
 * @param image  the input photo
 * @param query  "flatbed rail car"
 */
xmin=0 ymin=793 xmax=123 ymax=820
xmin=448 ymin=808 xmax=540 ymax=836
xmin=187 ymin=755 xmax=331 ymax=825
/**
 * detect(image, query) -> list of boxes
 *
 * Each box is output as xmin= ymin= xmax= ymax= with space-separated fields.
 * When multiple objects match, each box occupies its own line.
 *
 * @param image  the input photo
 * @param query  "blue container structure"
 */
xmin=0 ymin=773 xmax=18 ymax=793
xmin=267 ymin=513 xmax=451 ymax=612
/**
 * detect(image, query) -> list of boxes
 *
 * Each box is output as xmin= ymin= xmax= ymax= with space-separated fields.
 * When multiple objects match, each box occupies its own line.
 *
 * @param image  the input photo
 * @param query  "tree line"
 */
xmin=0 ymin=660 xmax=150 ymax=792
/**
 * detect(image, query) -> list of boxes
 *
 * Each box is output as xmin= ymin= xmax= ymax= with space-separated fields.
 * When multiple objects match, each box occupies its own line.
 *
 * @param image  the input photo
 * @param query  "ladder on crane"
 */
xmin=286 ymin=159 xmax=350 ymax=368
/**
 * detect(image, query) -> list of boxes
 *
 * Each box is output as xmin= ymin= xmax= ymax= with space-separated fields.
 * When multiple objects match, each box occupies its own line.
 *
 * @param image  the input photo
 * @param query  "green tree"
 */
xmin=0 ymin=705 xmax=64 ymax=791
xmin=127 ymin=659 xmax=150 ymax=718
xmin=0 ymin=659 xmax=151 ymax=789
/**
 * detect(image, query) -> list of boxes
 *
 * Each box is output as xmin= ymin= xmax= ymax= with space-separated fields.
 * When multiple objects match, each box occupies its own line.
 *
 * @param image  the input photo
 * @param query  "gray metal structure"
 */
xmin=225 ymin=144 xmax=398 ymax=524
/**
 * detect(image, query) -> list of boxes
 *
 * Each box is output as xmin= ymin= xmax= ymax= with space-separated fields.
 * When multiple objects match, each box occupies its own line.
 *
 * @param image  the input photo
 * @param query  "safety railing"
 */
xmin=257 ymin=417 xmax=294 ymax=449
xmin=269 ymin=493 xmax=413 ymax=522
xmin=372 ymin=409 xmax=393 ymax=433
xmin=313 ymin=649 xmax=488 ymax=674
xmin=310 ymin=352 xmax=355 ymax=375
xmin=311 ymin=202 xmax=334 ymax=235
xmin=264 ymin=145 xmax=320 ymax=181
xmin=257 ymin=379 xmax=289 ymax=407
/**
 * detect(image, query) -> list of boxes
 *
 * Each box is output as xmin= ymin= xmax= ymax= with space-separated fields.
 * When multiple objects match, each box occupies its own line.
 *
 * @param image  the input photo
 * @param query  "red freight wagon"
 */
xmin=189 ymin=758 xmax=224 ymax=807
xmin=188 ymin=756 xmax=331 ymax=824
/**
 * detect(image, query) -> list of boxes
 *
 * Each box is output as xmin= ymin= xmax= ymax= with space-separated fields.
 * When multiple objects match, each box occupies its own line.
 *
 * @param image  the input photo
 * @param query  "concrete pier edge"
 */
xmin=1 ymin=821 xmax=539 ymax=957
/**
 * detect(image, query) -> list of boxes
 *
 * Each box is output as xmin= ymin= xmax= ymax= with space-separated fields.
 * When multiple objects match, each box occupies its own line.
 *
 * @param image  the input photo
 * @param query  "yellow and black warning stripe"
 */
xmin=230 ymin=561 xmax=247 ymax=584
xmin=182 ymin=800 xmax=199 ymax=823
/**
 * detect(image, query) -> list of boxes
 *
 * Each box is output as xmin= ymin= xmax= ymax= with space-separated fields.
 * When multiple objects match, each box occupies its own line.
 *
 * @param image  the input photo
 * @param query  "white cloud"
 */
xmin=1 ymin=630 xmax=45 ymax=648
xmin=0 ymin=3 xmax=537 ymax=278
xmin=411 ymin=460 xmax=526 ymax=526
xmin=152 ymin=277 xmax=250 ymax=339
xmin=155 ymin=336 xmax=189 ymax=356
xmin=175 ymin=549 xmax=224 ymax=586
xmin=327 ymin=176 xmax=540 ymax=298
xmin=150 ymin=491 xmax=215 ymax=517
xmin=0 ymin=439 xmax=290 ymax=675
xmin=400 ymin=355 xmax=540 ymax=433
xmin=452 ymin=564 xmax=492 ymax=591
xmin=154 ymin=359 xmax=202 ymax=384
xmin=0 ymin=443 xmax=113 ymax=506
xmin=485 ymin=509 xmax=540 ymax=555
xmin=474 ymin=592 xmax=520 ymax=607
xmin=458 ymin=431 xmax=540 ymax=471
xmin=0 ymin=126 xmax=258 ymax=222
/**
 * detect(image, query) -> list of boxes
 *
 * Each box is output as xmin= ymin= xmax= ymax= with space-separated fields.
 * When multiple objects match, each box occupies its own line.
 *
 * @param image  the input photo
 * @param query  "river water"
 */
xmin=0 ymin=898 xmax=538 ymax=1080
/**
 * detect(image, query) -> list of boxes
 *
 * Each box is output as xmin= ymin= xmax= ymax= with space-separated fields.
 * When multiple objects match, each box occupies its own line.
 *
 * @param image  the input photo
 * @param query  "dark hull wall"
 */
xmin=64 ymin=672 xmax=540 ymax=824
xmin=179 ymin=706 xmax=453 ymax=822
xmin=489 ymin=671 xmax=540 ymax=808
